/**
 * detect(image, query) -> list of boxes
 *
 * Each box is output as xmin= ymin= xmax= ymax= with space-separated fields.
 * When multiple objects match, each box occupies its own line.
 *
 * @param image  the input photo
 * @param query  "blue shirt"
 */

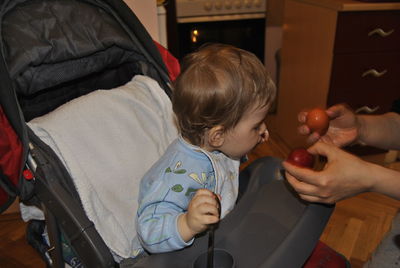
xmin=133 ymin=137 xmax=239 ymax=256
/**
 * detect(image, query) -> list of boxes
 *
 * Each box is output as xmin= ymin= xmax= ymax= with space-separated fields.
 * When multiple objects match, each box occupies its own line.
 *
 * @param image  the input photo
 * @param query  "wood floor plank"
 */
xmin=0 ymin=213 xmax=46 ymax=268
xmin=320 ymin=193 xmax=400 ymax=267
xmin=339 ymin=217 xmax=364 ymax=259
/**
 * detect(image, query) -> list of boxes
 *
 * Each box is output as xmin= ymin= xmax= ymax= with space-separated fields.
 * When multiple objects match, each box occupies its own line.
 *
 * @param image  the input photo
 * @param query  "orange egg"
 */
xmin=306 ymin=108 xmax=329 ymax=135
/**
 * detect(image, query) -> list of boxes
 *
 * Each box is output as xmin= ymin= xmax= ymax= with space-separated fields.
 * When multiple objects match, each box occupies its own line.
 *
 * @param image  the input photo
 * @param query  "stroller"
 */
xmin=0 ymin=0 xmax=337 ymax=267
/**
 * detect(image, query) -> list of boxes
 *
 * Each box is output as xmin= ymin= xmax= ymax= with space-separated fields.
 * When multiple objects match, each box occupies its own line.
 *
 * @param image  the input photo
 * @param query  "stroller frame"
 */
xmin=28 ymin=128 xmax=115 ymax=267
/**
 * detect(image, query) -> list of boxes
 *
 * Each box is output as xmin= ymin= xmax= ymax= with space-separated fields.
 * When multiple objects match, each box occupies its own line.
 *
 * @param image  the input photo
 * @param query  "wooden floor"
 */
xmin=1 ymin=130 xmax=400 ymax=267
xmin=0 ymin=212 xmax=46 ymax=268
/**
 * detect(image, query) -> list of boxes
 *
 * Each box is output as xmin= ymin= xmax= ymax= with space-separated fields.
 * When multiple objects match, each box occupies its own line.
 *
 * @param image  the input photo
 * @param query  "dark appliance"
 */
xmin=172 ymin=0 xmax=267 ymax=62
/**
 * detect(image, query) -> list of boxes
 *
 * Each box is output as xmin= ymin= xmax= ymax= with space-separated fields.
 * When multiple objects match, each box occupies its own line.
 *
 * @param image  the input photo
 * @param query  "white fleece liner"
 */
xmin=28 ymin=75 xmax=178 ymax=258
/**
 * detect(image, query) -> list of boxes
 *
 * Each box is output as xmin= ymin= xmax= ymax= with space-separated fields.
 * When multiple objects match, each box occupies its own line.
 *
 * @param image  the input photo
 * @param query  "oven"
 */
xmin=171 ymin=0 xmax=267 ymax=62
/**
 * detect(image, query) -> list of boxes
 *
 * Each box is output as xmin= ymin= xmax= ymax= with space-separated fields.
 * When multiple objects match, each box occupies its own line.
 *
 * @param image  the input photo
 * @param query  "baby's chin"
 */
xmin=225 ymin=152 xmax=243 ymax=161
xmin=230 ymin=150 xmax=253 ymax=161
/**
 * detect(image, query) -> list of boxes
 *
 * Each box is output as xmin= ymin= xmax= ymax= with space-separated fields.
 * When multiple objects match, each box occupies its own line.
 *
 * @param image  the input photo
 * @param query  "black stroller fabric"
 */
xmin=5 ymin=0 xmax=171 ymax=121
xmin=0 ymin=0 xmax=171 ymax=210
xmin=0 ymin=0 xmax=334 ymax=267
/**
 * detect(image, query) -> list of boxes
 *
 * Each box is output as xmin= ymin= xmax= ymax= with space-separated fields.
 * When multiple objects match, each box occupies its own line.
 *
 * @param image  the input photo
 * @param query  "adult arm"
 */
xmin=357 ymin=112 xmax=400 ymax=150
xmin=283 ymin=142 xmax=400 ymax=204
xmin=298 ymin=104 xmax=400 ymax=149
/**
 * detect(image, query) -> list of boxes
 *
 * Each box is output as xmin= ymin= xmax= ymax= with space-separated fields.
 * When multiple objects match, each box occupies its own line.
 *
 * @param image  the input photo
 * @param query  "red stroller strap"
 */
xmin=154 ymin=41 xmax=181 ymax=82
xmin=0 ymin=105 xmax=23 ymax=193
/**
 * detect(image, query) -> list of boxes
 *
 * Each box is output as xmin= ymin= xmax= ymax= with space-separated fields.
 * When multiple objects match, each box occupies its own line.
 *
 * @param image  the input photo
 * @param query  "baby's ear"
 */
xmin=207 ymin=125 xmax=225 ymax=148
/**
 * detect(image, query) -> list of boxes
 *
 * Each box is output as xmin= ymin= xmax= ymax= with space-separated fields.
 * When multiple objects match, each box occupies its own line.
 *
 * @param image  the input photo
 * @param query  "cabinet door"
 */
xmin=327 ymin=52 xmax=400 ymax=114
xmin=335 ymin=11 xmax=400 ymax=54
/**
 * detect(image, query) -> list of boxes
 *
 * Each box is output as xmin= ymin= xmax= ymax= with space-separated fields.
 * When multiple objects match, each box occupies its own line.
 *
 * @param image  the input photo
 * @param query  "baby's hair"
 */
xmin=172 ymin=43 xmax=276 ymax=146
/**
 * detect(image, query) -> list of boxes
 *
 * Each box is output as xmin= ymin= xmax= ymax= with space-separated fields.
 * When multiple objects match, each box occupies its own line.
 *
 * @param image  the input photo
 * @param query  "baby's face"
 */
xmin=219 ymin=105 xmax=269 ymax=160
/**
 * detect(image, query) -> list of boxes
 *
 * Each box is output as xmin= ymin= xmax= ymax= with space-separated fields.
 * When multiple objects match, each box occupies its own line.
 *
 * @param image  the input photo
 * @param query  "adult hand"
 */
xmin=282 ymin=142 xmax=374 ymax=204
xmin=178 ymin=189 xmax=220 ymax=241
xmin=298 ymin=104 xmax=360 ymax=147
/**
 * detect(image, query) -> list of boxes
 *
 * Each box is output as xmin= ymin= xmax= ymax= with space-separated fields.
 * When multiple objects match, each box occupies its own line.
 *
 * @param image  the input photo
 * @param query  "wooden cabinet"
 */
xmin=329 ymin=10 xmax=400 ymax=114
xmin=272 ymin=0 xmax=400 ymax=151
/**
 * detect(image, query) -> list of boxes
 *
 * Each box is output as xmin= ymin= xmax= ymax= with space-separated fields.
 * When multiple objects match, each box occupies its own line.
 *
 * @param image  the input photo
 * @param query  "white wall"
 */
xmin=124 ymin=0 xmax=159 ymax=42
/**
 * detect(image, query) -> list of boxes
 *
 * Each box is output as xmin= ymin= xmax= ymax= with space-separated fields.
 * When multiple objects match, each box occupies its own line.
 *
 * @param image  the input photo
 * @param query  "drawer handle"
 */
xmin=355 ymin=105 xmax=380 ymax=114
xmin=368 ymin=28 xmax=394 ymax=37
xmin=362 ymin=69 xmax=387 ymax=78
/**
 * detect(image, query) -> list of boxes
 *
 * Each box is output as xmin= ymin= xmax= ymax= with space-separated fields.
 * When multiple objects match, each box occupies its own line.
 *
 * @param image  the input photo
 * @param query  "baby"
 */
xmin=134 ymin=43 xmax=276 ymax=257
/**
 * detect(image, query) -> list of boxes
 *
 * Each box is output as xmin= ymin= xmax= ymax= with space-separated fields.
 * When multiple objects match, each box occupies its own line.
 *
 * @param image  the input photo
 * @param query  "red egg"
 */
xmin=287 ymin=148 xmax=315 ymax=168
xmin=306 ymin=108 xmax=329 ymax=135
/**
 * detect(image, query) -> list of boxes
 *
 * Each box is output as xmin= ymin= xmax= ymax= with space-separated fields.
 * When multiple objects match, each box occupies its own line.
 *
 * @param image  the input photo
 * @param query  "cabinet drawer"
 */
xmin=334 ymin=11 xmax=400 ymax=53
xmin=327 ymin=52 xmax=400 ymax=113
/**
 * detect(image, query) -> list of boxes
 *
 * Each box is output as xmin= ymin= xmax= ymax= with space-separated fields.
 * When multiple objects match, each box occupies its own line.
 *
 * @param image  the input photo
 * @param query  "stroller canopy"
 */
xmin=0 ymin=0 xmax=172 ymax=212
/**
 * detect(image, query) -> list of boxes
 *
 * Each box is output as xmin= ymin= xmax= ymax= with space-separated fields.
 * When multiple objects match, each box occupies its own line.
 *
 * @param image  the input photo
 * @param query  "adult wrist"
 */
xmin=361 ymin=161 xmax=378 ymax=192
xmin=355 ymin=115 xmax=368 ymax=146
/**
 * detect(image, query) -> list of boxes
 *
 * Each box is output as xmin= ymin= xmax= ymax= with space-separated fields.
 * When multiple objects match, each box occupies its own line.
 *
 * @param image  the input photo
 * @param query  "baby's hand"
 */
xmin=178 ymin=189 xmax=220 ymax=241
xmin=187 ymin=189 xmax=220 ymax=232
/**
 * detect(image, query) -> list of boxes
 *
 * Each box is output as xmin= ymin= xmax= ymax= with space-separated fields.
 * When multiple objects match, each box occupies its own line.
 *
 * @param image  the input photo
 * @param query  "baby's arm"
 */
xmin=137 ymin=186 xmax=219 ymax=253
xmin=137 ymin=199 xmax=191 ymax=253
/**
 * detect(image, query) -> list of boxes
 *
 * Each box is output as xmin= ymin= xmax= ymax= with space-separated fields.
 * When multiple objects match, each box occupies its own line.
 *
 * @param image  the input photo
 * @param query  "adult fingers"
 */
xmin=284 ymin=168 xmax=320 ymax=192
xmin=298 ymin=110 xmax=308 ymax=123
xmin=326 ymin=103 xmax=347 ymax=118
xmin=306 ymin=131 xmax=321 ymax=144
xmin=285 ymin=172 xmax=337 ymax=204
xmin=297 ymin=193 xmax=336 ymax=204
xmin=298 ymin=124 xmax=310 ymax=135
xmin=307 ymin=141 xmax=336 ymax=157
